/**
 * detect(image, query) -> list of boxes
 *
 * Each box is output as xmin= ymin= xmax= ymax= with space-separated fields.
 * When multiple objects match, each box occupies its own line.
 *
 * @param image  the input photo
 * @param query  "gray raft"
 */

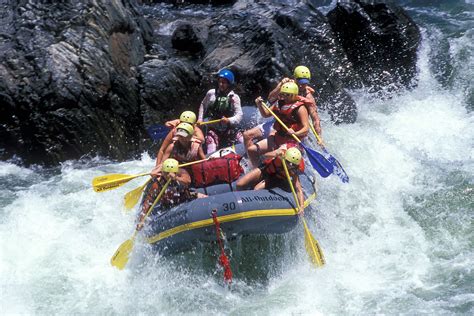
xmin=140 ymin=175 xmax=317 ymax=253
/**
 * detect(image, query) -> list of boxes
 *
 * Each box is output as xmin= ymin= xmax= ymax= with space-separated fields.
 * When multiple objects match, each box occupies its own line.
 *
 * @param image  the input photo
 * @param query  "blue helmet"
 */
xmin=218 ymin=69 xmax=235 ymax=85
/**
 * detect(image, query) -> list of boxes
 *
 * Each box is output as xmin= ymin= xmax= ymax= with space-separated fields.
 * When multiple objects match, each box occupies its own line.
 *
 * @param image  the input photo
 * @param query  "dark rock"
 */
xmin=0 ymin=0 xmax=420 ymax=165
xmin=171 ymin=23 xmax=206 ymax=55
xmin=327 ymin=0 xmax=421 ymax=91
xmin=0 ymin=0 xmax=151 ymax=165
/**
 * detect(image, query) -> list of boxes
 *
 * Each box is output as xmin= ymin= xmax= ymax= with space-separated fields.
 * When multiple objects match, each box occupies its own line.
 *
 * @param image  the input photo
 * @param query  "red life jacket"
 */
xmin=190 ymin=153 xmax=243 ymax=188
xmin=271 ymin=99 xmax=304 ymax=135
xmin=138 ymin=178 xmax=195 ymax=222
xmin=263 ymin=156 xmax=305 ymax=179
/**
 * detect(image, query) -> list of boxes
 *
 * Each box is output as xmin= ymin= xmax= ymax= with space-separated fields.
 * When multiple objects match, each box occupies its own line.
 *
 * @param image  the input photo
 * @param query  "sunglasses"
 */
xmin=177 ymin=129 xmax=191 ymax=136
xmin=280 ymin=93 xmax=294 ymax=97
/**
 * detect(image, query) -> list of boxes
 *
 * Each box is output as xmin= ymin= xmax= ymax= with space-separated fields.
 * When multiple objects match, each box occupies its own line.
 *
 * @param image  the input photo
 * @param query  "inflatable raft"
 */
xmin=140 ymin=173 xmax=317 ymax=253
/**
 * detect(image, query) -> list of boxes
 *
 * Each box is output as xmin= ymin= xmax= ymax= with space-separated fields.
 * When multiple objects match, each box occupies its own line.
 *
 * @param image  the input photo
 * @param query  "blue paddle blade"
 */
xmin=147 ymin=125 xmax=170 ymax=141
xmin=301 ymin=143 xmax=333 ymax=178
xmin=322 ymin=148 xmax=349 ymax=183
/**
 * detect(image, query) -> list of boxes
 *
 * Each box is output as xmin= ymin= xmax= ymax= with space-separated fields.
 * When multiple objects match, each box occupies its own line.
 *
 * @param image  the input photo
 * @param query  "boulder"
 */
xmin=327 ymin=0 xmax=421 ymax=91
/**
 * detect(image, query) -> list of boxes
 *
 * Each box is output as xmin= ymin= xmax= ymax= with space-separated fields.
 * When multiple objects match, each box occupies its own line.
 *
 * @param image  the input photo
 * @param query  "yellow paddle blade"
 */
xmin=92 ymin=173 xmax=148 ymax=193
xmin=303 ymin=219 xmax=325 ymax=267
xmin=123 ymin=180 xmax=150 ymax=211
xmin=110 ymin=237 xmax=135 ymax=270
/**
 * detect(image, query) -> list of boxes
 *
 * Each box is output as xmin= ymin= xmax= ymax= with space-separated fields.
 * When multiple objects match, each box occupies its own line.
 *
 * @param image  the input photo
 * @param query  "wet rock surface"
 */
xmin=0 ymin=0 xmax=420 ymax=165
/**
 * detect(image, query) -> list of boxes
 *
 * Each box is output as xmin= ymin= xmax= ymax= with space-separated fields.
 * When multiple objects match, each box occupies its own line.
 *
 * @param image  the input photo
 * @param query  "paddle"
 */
xmin=309 ymin=124 xmax=349 ymax=183
xmin=92 ymin=173 xmax=149 ymax=193
xmin=260 ymin=101 xmax=333 ymax=178
xmin=93 ymin=158 xmax=211 ymax=194
xmin=123 ymin=179 xmax=151 ymax=211
xmin=111 ymin=178 xmax=172 ymax=270
xmin=147 ymin=124 xmax=170 ymax=141
xmin=281 ymin=157 xmax=325 ymax=267
xmin=197 ymin=118 xmax=223 ymax=126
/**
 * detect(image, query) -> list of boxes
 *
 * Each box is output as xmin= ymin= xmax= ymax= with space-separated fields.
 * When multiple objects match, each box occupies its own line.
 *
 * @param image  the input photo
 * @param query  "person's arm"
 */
xmin=255 ymin=96 xmax=272 ymax=118
xmin=165 ymin=118 xmax=180 ymax=129
xmin=156 ymin=131 xmax=174 ymax=166
xmin=304 ymin=91 xmax=322 ymax=136
xmin=294 ymin=175 xmax=305 ymax=214
xmin=175 ymin=169 xmax=191 ymax=186
xmin=198 ymin=90 xmax=213 ymax=122
xmin=293 ymin=106 xmax=309 ymax=138
xmin=227 ymin=93 xmax=243 ymax=125
xmin=268 ymin=78 xmax=293 ymax=103
xmin=262 ymin=145 xmax=285 ymax=159
xmin=197 ymin=146 xmax=206 ymax=160
xmin=193 ymin=126 xmax=205 ymax=143
xmin=151 ymin=143 xmax=175 ymax=177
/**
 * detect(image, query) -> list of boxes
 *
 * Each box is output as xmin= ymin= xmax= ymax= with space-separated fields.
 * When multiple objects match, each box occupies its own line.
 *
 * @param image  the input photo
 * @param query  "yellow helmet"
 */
xmin=285 ymin=147 xmax=302 ymax=165
xmin=175 ymin=122 xmax=194 ymax=137
xmin=179 ymin=111 xmax=197 ymax=124
xmin=293 ymin=66 xmax=311 ymax=80
xmin=280 ymin=82 xmax=299 ymax=95
xmin=162 ymin=158 xmax=179 ymax=173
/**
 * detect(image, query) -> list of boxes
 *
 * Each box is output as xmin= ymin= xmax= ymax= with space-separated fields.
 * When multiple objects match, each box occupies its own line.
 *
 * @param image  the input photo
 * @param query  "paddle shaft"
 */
xmin=282 ymin=157 xmax=325 ymax=267
xmin=93 ymin=172 xmax=149 ymax=192
xmin=281 ymin=158 xmax=300 ymax=211
xmin=197 ymin=118 xmax=223 ymax=126
xmin=110 ymin=178 xmax=171 ymax=270
xmin=309 ymin=124 xmax=325 ymax=148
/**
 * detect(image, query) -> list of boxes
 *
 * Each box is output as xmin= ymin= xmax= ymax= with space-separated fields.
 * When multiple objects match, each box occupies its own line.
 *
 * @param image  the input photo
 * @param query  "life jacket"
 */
xmin=263 ymin=156 xmax=305 ymax=180
xmin=205 ymin=90 xmax=235 ymax=120
xmin=190 ymin=153 xmax=243 ymax=188
xmin=159 ymin=180 xmax=195 ymax=210
xmin=138 ymin=177 xmax=195 ymax=223
xmin=271 ymin=99 xmax=305 ymax=135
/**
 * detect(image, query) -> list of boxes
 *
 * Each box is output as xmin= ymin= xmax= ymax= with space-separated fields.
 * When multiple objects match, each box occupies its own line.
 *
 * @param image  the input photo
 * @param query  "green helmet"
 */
xmin=280 ymin=82 xmax=299 ymax=95
xmin=175 ymin=122 xmax=194 ymax=138
xmin=179 ymin=111 xmax=197 ymax=124
xmin=293 ymin=66 xmax=311 ymax=80
xmin=162 ymin=158 xmax=179 ymax=173
xmin=285 ymin=147 xmax=302 ymax=165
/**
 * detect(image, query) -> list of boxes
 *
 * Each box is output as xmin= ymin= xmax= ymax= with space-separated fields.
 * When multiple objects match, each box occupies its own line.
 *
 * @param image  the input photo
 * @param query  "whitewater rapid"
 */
xmin=1 ymin=7 xmax=473 ymax=316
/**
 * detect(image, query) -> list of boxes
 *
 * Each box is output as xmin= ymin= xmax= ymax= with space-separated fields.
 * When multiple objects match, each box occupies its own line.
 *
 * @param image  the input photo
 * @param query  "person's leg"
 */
xmin=236 ymin=168 xmax=263 ymax=191
xmin=243 ymin=125 xmax=263 ymax=152
xmin=247 ymin=138 xmax=270 ymax=168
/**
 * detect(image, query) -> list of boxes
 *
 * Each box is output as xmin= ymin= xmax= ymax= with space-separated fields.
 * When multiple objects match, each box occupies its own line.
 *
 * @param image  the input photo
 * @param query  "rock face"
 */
xmin=0 ymin=0 xmax=421 ymax=165
xmin=0 ymin=0 xmax=152 ymax=164
xmin=327 ymin=0 xmax=421 ymax=90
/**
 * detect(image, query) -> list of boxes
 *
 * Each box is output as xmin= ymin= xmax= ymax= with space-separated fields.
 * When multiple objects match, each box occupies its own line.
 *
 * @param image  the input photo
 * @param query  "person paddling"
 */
xmin=197 ymin=69 xmax=243 ymax=154
xmin=236 ymin=147 xmax=305 ymax=214
xmin=138 ymin=158 xmax=204 ymax=228
xmin=243 ymin=66 xmax=323 ymax=154
xmin=247 ymin=82 xmax=311 ymax=167
xmin=155 ymin=111 xmax=204 ymax=169
xmin=152 ymin=122 xmax=206 ymax=177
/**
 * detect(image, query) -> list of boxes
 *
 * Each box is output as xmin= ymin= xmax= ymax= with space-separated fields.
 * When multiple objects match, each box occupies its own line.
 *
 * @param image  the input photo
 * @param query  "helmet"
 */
xmin=162 ymin=158 xmax=179 ymax=173
xmin=218 ymin=69 xmax=235 ymax=85
xmin=285 ymin=147 xmax=302 ymax=165
xmin=179 ymin=111 xmax=197 ymax=124
xmin=280 ymin=82 xmax=299 ymax=95
xmin=293 ymin=66 xmax=311 ymax=80
xmin=175 ymin=122 xmax=194 ymax=137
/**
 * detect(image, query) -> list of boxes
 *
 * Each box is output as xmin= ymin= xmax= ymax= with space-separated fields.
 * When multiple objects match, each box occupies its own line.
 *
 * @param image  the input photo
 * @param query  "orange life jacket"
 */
xmin=271 ymin=99 xmax=304 ymax=135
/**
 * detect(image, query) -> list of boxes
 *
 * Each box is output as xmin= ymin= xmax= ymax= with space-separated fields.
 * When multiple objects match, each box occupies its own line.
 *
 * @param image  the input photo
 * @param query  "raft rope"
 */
xmin=211 ymin=209 xmax=233 ymax=284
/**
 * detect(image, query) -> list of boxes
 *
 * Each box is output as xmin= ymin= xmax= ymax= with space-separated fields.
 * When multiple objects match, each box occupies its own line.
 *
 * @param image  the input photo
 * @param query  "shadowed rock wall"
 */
xmin=0 ymin=0 xmax=420 ymax=165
